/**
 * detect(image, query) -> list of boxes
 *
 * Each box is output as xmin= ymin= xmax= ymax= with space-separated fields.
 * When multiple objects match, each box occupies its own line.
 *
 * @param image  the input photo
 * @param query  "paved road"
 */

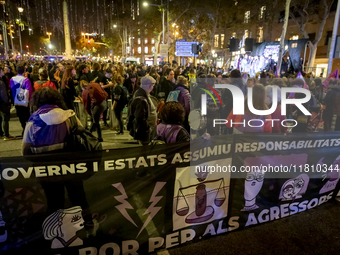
xmin=0 ymin=117 xmax=140 ymax=158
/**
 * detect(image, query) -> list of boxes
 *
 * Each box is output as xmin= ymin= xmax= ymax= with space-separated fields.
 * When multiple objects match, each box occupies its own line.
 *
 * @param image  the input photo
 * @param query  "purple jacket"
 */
xmin=175 ymin=85 xmax=190 ymax=116
xmin=157 ymin=123 xmax=189 ymax=143
xmin=23 ymin=104 xmax=75 ymax=154
xmin=10 ymin=74 xmax=33 ymax=101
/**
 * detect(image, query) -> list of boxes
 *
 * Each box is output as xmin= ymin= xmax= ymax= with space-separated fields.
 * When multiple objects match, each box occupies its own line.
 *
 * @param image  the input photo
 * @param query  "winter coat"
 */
xmin=22 ymin=104 xmax=76 ymax=154
xmin=174 ymin=84 xmax=191 ymax=116
xmin=156 ymin=123 xmax=190 ymax=143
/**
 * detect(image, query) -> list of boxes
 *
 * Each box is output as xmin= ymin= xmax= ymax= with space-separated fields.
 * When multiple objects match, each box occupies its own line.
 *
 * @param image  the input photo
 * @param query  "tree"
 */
xmin=289 ymin=0 xmax=335 ymax=72
xmin=277 ymin=0 xmax=292 ymax=76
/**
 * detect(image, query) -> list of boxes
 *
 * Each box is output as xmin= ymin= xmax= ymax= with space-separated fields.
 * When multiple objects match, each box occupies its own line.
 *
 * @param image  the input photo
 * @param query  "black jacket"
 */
xmin=127 ymin=88 xmax=151 ymax=141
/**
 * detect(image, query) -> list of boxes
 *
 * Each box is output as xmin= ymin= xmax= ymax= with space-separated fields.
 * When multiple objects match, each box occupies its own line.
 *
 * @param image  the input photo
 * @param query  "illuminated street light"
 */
xmin=143 ymin=2 xmax=148 ymax=6
xmin=172 ymin=23 xmax=176 ymax=27
xmin=48 ymin=44 xmax=53 ymax=49
xmin=17 ymin=7 xmax=24 ymax=13
xmin=113 ymin=24 xmax=117 ymax=28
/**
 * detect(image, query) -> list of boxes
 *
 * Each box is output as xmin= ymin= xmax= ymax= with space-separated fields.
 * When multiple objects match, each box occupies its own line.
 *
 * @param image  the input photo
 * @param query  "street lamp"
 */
xmin=48 ymin=44 xmax=53 ymax=49
xmin=17 ymin=7 xmax=24 ymax=56
xmin=113 ymin=24 xmax=128 ymax=58
xmin=143 ymin=2 xmax=165 ymax=44
xmin=47 ymin=32 xmax=52 ymax=41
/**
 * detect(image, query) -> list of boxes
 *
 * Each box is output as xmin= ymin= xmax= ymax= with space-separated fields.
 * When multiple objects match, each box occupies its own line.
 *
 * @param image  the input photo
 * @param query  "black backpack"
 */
xmin=66 ymin=116 xmax=102 ymax=152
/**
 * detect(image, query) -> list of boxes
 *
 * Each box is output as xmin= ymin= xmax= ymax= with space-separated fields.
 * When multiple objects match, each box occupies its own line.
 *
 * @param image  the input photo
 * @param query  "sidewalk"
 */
xmin=0 ymin=117 xmax=140 ymax=158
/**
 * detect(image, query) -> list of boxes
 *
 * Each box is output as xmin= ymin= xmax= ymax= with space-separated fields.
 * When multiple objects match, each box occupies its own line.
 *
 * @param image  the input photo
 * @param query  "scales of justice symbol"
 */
xmin=175 ymin=170 xmax=226 ymax=224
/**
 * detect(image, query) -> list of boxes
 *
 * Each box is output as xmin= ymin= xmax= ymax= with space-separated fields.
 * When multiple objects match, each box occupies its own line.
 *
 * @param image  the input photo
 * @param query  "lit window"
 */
xmin=144 ymin=29 xmax=148 ymax=35
xmin=285 ymin=45 xmax=288 ymax=50
xmin=221 ymin=34 xmax=225 ymax=48
xmin=292 ymin=43 xmax=297 ymax=48
xmin=138 ymin=29 xmax=140 ymax=35
xmin=144 ymin=46 xmax=148 ymax=53
xmin=138 ymin=38 xmax=141 ymax=44
xmin=138 ymin=47 xmax=141 ymax=53
xmin=214 ymin=34 xmax=219 ymax=48
xmin=244 ymin=11 xmax=250 ymax=23
xmin=257 ymin=27 xmax=263 ymax=43
xmin=152 ymin=46 xmax=156 ymax=53
xmin=290 ymin=35 xmax=299 ymax=40
xmin=259 ymin=6 xmax=266 ymax=19
xmin=145 ymin=39 xmax=148 ymax=44
xmin=245 ymin=30 xmax=249 ymax=39
xmin=151 ymin=39 xmax=155 ymax=44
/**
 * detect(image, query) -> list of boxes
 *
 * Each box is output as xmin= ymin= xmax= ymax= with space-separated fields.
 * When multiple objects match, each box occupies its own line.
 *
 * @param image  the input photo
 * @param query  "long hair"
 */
xmin=245 ymin=84 xmax=268 ymax=115
xmin=61 ymin=66 xmax=74 ymax=89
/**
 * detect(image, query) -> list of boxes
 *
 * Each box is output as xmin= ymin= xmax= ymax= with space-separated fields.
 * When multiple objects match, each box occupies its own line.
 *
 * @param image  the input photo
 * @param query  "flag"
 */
xmin=322 ymin=69 xmax=339 ymax=87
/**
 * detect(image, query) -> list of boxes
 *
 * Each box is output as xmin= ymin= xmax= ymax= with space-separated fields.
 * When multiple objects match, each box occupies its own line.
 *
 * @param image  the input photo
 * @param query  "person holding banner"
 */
xmin=322 ymin=81 xmax=340 ymax=131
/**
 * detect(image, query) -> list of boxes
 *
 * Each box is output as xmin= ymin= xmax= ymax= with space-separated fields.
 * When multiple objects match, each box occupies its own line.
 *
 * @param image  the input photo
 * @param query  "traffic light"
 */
xmin=192 ymin=43 xmax=203 ymax=54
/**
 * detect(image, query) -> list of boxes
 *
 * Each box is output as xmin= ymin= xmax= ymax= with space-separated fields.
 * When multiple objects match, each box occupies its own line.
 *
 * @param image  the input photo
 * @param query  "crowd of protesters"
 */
xmin=0 ymin=59 xmax=339 ymax=151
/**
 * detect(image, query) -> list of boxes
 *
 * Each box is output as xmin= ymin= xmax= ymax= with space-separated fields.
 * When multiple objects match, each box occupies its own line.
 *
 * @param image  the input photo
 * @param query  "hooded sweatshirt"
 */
xmin=23 ymin=104 xmax=76 ymax=154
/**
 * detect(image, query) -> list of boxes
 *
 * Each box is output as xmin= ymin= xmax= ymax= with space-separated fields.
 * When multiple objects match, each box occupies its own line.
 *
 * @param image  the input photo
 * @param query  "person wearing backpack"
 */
xmin=10 ymin=65 xmax=33 ymax=137
xmin=127 ymin=76 xmax=157 ymax=145
xmin=34 ymin=69 xmax=57 ymax=91
xmin=173 ymin=75 xmax=191 ymax=132
xmin=111 ymin=75 xmax=128 ymax=135
xmin=82 ymin=82 xmax=108 ymax=142
xmin=154 ymin=101 xmax=190 ymax=143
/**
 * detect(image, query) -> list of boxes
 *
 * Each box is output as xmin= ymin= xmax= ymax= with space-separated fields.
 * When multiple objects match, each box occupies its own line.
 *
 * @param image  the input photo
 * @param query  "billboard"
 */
xmin=176 ymin=41 xmax=199 ymax=57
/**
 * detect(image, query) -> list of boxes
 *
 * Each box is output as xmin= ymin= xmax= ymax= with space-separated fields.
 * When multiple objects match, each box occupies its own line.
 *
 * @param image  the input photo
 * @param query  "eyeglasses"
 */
xmin=245 ymin=174 xmax=264 ymax=182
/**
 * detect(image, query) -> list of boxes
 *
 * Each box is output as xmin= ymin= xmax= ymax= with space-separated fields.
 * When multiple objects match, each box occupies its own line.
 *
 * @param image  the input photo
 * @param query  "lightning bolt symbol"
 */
xmin=112 ymin=183 xmax=138 ymax=227
xmin=136 ymin=182 xmax=166 ymax=238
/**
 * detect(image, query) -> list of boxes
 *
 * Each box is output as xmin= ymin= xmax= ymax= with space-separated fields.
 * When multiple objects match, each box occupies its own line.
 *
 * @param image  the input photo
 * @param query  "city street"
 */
xmin=0 ymin=117 xmax=140 ymax=158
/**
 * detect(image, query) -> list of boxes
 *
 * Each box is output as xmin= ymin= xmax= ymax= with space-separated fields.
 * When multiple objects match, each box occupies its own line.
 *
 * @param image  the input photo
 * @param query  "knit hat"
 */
xmin=141 ymin=75 xmax=156 ymax=87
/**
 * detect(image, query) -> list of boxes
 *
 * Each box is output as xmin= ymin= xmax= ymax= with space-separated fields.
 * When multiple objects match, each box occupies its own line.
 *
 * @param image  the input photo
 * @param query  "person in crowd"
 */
xmin=0 ymin=67 xmax=14 ymax=140
xmin=174 ymin=66 xmax=183 ymax=81
xmin=230 ymin=69 xmax=247 ymax=96
xmin=22 ymin=87 xmax=95 ymax=235
xmin=149 ymin=67 xmax=160 ymax=84
xmin=10 ymin=65 xmax=33 ymax=136
xmin=61 ymin=66 xmax=79 ymax=110
xmin=137 ymin=65 xmax=146 ymax=77
xmin=127 ymin=76 xmax=157 ymax=145
xmin=322 ymin=81 xmax=340 ymax=131
xmin=31 ymin=65 xmax=40 ymax=82
xmin=34 ymin=69 xmax=57 ymax=91
xmin=123 ymin=73 xmax=138 ymax=96
xmin=173 ymin=75 xmax=191 ymax=132
xmin=226 ymin=84 xmax=272 ymax=134
xmin=82 ymin=82 xmax=108 ymax=142
xmin=78 ymin=64 xmax=90 ymax=94
xmin=265 ymin=85 xmax=286 ymax=133
xmin=247 ymin=78 xmax=255 ymax=88
xmin=111 ymin=75 xmax=128 ymax=135
xmin=156 ymin=101 xmax=190 ymax=143
xmin=159 ymin=65 xmax=169 ymax=84
xmin=54 ymin=64 xmax=65 ymax=89
xmin=272 ymin=78 xmax=286 ymax=88
xmin=155 ymin=68 xmax=175 ymax=102
xmin=91 ymin=63 xmax=106 ymax=84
